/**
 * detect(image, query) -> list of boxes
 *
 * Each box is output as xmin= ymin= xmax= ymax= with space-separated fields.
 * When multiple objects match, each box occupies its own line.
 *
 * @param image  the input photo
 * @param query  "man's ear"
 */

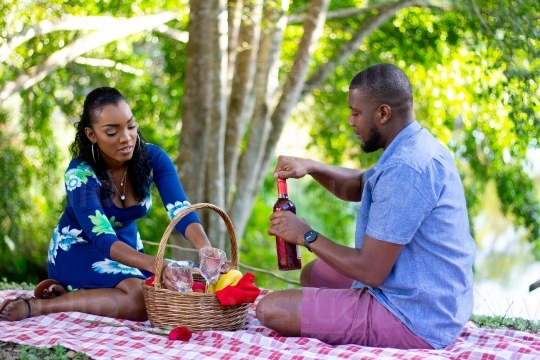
xmin=378 ymin=104 xmax=392 ymax=124
xmin=84 ymin=127 xmax=96 ymax=143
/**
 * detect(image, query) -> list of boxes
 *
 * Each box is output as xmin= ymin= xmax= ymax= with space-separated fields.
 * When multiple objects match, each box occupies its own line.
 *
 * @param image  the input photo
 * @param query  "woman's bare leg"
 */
xmin=0 ymin=278 xmax=146 ymax=321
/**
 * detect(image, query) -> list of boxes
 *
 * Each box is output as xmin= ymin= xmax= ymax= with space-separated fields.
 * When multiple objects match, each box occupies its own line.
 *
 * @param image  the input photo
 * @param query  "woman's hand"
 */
xmin=160 ymin=260 xmax=175 ymax=290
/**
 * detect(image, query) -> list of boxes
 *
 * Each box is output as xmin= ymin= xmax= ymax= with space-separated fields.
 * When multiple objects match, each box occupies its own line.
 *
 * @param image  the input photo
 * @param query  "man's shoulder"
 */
xmin=388 ymin=128 xmax=449 ymax=171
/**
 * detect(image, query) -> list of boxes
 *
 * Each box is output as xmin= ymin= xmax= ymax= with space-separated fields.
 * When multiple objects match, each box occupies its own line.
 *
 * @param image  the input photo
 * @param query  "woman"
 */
xmin=0 ymin=87 xmax=211 ymax=321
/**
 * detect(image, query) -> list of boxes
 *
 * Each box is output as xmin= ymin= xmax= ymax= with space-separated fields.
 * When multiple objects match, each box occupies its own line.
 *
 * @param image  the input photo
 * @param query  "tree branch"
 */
xmin=0 ymin=16 xmax=123 ymax=63
xmin=302 ymin=0 xmax=426 ymax=96
xmin=288 ymin=0 xmax=448 ymax=24
xmin=74 ymin=57 xmax=144 ymax=75
xmin=153 ymin=25 xmax=189 ymax=43
xmin=289 ymin=3 xmax=390 ymax=24
xmin=0 ymin=12 xmax=176 ymax=104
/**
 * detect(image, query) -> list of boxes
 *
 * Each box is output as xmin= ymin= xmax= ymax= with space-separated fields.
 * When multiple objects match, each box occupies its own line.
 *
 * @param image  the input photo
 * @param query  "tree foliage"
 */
xmin=0 ymin=0 xmax=539 ymax=285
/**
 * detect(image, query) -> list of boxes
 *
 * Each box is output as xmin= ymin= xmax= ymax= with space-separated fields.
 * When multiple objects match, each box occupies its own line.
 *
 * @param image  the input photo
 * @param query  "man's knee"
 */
xmin=255 ymin=294 xmax=273 ymax=326
xmin=256 ymin=289 xmax=302 ymax=336
xmin=300 ymin=259 xmax=317 ymax=287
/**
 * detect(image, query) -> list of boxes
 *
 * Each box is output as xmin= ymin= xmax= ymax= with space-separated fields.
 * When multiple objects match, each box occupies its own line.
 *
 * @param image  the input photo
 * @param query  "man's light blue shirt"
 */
xmin=352 ymin=121 xmax=476 ymax=349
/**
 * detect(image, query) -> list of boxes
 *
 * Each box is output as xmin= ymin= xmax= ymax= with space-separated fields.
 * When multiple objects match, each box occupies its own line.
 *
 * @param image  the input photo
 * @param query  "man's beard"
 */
xmin=361 ymin=124 xmax=382 ymax=153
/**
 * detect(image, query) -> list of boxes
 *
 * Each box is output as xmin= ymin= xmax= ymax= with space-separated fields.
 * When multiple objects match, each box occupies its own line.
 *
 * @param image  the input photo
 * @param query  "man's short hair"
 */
xmin=349 ymin=63 xmax=413 ymax=108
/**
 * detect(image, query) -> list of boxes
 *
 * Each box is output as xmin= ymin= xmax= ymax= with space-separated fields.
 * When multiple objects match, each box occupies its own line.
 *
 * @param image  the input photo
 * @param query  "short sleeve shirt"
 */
xmin=352 ymin=121 xmax=476 ymax=349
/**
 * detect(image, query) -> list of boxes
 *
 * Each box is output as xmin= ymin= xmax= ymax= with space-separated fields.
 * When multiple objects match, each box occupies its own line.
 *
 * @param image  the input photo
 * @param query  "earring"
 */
xmin=137 ymin=134 xmax=141 ymax=150
xmin=92 ymin=143 xmax=98 ymax=163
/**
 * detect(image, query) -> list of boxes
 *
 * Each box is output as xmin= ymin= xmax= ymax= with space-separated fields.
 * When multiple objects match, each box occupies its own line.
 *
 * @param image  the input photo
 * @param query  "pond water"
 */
xmin=473 ymin=191 xmax=540 ymax=320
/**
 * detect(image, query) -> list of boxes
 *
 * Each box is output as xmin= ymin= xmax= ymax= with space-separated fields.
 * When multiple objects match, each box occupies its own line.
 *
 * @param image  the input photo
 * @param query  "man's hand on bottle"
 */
xmin=268 ymin=210 xmax=311 ymax=245
xmin=273 ymin=155 xmax=313 ymax=179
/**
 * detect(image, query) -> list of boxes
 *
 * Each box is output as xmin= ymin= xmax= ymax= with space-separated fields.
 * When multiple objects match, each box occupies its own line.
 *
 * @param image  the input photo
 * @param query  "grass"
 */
xmin=1 ymin=278 xmax=539 ymax=359
xmin=0 ymin=278 xmax=91 ymax=359
xmin=471 ymin=314 xmax=540 ymax=334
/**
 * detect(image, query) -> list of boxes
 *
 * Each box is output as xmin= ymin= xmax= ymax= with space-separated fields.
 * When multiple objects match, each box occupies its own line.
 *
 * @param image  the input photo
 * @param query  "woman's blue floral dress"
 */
xmin=47 ymin=144 xmax=200 ymax=290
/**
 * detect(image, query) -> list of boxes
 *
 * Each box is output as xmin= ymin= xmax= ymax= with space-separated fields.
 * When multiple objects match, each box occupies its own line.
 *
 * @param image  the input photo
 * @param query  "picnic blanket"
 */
xmin=1 ymin=289 xmax=540 ymax=359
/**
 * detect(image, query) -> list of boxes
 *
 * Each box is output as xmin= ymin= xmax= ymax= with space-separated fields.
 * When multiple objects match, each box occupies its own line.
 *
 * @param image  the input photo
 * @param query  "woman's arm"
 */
xmin=184 ymin=222 xmax=211 ymax=250
xmin=149 ymin=145 xmax=210 ymax=247
xmin=110 ymin=241 xmax=157 ymax=274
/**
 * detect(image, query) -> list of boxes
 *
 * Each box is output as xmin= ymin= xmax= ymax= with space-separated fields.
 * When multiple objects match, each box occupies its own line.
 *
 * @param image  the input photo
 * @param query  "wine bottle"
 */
xmin=273 ymin=178 xmax=302 ymax=271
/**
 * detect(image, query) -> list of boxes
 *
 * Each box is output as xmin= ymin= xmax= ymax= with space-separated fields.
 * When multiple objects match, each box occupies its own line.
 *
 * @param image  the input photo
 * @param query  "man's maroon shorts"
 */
xmin=301 ymin=259 xmax=432 ymax=349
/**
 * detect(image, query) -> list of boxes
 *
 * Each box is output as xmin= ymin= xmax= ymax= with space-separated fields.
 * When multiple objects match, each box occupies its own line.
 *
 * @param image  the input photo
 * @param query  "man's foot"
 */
xmin=0 ymin=297 xmax=33 ymax=321
xmin=34 ymin=279 xmax=67 ymax=299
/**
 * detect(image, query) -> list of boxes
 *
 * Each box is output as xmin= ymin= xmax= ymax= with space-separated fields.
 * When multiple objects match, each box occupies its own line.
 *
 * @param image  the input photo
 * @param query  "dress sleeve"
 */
xmin=64 ymin=160 xmax=118 ymax=258
xmin=149 ymin=145 xmax=201 ymax=236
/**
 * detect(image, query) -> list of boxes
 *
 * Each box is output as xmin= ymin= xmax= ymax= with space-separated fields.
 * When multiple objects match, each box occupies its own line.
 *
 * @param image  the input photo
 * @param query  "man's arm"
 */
xmin=310 ymin=234 xmax=403 ymax=287
xmin=268 ymin=211 xmax=402 ymax=287
xmin=274 ymin=155 xmax=365 ymax=201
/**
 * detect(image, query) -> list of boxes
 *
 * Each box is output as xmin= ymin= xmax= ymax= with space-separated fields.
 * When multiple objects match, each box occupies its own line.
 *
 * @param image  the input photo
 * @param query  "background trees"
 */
xmin=1 ymin=0 xmax=539 ymax=287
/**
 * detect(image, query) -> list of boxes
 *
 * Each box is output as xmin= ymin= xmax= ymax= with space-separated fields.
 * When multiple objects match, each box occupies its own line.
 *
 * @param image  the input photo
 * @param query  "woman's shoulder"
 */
xmin=145 ymin=143 xmax=157 ymax=153
xmin=66 ymin=157 xmax=92 ymax=171
xmin=64 ymin=158 xmax=100 ymax=186
xmin=145 ymin=143 xmax=171 ymax=163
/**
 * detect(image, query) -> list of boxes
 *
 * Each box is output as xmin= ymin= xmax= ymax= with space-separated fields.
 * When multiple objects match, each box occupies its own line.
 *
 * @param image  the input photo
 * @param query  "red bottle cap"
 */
xmin=277 ymin=178 xmax=288 ymax=195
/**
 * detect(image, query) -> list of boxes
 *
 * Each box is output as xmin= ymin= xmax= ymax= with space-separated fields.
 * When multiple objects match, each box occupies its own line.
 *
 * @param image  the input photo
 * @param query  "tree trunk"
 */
xmin=177 ymin=0 xmax=419 ymax=258
xmin=229 ymin=0 xmax=331 ymax=240
xmin=204 ymin=0 xmax=229 ymax=251
xmin=173 ymin=1 xmax=216 ymax=261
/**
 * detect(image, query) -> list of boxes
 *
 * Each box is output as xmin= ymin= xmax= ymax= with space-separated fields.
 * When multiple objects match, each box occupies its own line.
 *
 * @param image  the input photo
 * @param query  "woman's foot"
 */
xmin=34 ymin=279 xmax=67 ymax=299
xmin=0 ymin=297 xmax=33 ymax=321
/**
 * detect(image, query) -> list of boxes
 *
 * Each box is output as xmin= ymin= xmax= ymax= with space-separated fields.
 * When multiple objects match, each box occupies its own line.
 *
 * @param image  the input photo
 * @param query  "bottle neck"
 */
xmin=277 ymin=179 xmax=289 ymax=198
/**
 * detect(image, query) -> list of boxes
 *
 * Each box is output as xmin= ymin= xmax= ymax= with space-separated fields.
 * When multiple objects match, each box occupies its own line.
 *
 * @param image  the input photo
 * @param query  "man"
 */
xmin=256 ymin=63 xmax=475 ymax=350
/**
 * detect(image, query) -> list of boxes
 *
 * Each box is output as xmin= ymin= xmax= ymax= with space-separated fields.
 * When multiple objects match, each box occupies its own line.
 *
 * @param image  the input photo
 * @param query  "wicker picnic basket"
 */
xmin=142 ymin=203 xmax=249 ymax=331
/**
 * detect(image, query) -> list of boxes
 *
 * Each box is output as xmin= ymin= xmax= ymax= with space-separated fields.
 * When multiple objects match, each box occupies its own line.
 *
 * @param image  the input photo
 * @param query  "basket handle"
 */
xmin=153 ymin=203 xmax=238 ymax=289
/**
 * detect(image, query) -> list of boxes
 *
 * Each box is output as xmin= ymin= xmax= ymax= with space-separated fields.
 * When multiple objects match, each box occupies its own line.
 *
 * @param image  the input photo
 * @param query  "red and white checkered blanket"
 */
xmin=1 ymin=290 xmax=540 ymax=359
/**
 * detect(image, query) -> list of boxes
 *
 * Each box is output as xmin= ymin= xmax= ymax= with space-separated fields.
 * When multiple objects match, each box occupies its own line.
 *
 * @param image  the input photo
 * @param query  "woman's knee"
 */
xmin=115 ymin=278 xmax=148 ymax=321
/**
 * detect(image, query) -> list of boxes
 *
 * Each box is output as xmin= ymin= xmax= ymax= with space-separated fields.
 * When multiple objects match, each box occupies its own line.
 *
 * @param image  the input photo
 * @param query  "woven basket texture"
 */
xmin=142 ymin=203 xmax=249 ymax=331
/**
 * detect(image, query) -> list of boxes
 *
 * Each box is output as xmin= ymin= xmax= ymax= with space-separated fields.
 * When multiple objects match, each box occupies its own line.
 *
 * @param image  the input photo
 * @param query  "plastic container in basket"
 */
xmin=142 ymin=203 xmax=249 ymax=331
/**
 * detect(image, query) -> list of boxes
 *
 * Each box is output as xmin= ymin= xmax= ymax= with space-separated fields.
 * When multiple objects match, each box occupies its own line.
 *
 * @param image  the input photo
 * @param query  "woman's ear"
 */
xmin=378 ymin=104 xmax=392 ymax=124
xmin=84 ymin=127 xmax=96 ymax=143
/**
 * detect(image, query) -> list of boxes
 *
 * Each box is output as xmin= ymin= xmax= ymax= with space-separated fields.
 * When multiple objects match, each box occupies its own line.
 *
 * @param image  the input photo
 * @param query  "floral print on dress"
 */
xmin=136 ymin=232 xmax=144 ymax=251
xmin=166 ymin=200 xmax=191 ymax=219
xmin=48 ymin=226 xmax=61 ymax=264
xmin=92 ymin=259 xmax=144 ymax=276
xmin=109 ymin=216 xmax=122 ymax=228
xmin=139 ymin=192 xmax=152 ymax=211
xmin=48 ymin=225 xmax=87 ymax=264
xmin=89 ymin=210 xmax=116 ymax=236
xmin=65 ymin=162 xmax=100 ymax=191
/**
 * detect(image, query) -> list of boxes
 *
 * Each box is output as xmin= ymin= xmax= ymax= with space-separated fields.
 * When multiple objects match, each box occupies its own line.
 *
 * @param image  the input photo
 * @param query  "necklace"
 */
xmin=111 ymin=167 xmax=128 ymax=201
